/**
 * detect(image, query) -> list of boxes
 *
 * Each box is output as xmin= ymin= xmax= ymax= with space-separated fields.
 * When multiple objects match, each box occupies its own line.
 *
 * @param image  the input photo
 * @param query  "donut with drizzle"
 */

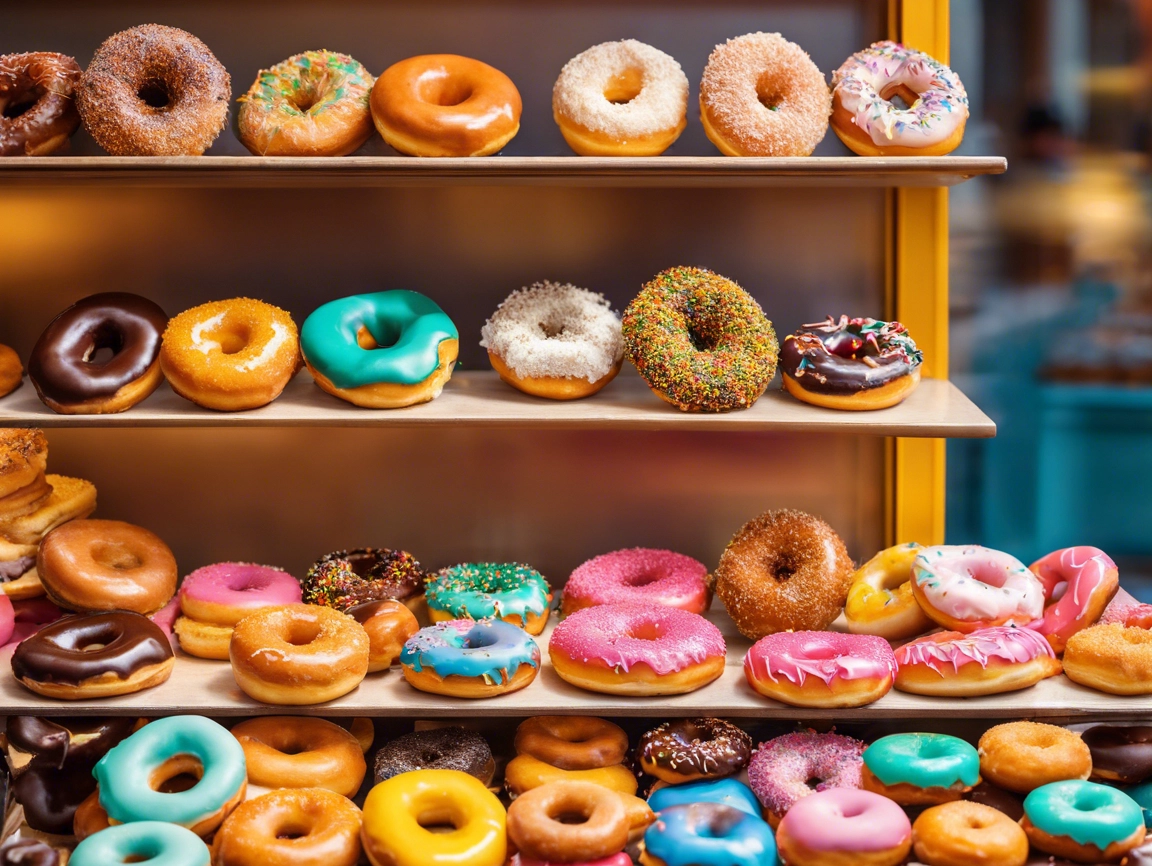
xmin=636 ymin=718 xmax=752 ymax=784
xmin=400 ymin=618 xmax=540 ymax=698
xmin=845 ymin=542 xmax=933 ymax=639
xmin=561 ymin=548 xmax=710 ymax=616
xmin=894 ymin=625 xmax=1061 ymax=696
xmin=747 ymin=730 xmax=865 ymax=826
xmin=1028 ymin=546 xmax=1119 ymax=653
xmin=426 ymin=562 xmax=552 ymax=635
xmin=743 ymin=630 xmax=897 ymax=708
xmin=911 ymin=545 xmax=1045 ymax=632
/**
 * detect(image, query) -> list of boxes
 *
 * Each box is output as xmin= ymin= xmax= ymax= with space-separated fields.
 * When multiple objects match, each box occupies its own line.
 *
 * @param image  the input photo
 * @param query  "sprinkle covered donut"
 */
xmin=635 ymin=718 xmax=752 ymax=784
xmin=427 ymin=562 xmax=552 ymax=635
xmin=748 ymin=730 xmax=865 ymax=826
xmin=304 ymin=548 xmax=424 ymax=611
xmin=561 ymin=548 xmax=710 ymax=615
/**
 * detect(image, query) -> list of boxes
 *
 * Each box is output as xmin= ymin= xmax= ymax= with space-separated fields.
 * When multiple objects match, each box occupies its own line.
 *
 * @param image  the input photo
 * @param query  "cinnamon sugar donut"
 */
xmin=0 ymin=53 xmax=82 ymax=156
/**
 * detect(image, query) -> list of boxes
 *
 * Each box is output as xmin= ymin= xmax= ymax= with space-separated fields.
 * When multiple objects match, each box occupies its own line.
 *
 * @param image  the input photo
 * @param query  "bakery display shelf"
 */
xmin=0 ymin=156 xmax=1007 ymax=189
xmin=0 ymin=372 xmax=996 ymax=437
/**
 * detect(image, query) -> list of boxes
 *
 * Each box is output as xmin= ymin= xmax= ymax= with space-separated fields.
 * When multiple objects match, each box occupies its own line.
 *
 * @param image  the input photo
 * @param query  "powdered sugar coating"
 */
xmin=563 ymin=548 xmax=709 ymax=614
xmin=894 ymin=625 xmax=1056 ymax=675
xmin=747 ymin=731 xmax=864 ymax=817
xmin=744 ymin=630 xmax=897 ymax=687
xmin=480 ymin=282 xmax=623 ymax=383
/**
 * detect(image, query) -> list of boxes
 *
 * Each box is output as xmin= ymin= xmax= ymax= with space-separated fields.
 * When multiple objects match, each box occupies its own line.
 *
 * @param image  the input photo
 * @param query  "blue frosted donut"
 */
xmin=1024 ymin=780 xmax=1145 ymax=860
xmin=644 ymin=803 xmax=777 ymax=866
xmin=70 ymin=821 xmax=210 ymax=866
xmin=648 ymin=778 xmax=761 ymax=817
xmin=862 ymin=733 xmax=979 ymax=802
xmin=400 ymin=617 xmax=540 ymax=697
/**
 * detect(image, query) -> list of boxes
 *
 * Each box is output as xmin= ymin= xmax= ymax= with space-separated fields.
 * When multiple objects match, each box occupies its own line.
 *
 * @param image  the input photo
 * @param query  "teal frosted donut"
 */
xmin=300 ymin=290 xmax=459 ymax=408
xmin=1126 ymin=780 xmax=1152 ymax=828
xmin=70 ymin=821 xmax=210 ymax=866
xmin=94 ymin=716 xmax=246 ymax=835
xmin=1024 ymin=780 xmax=1145 ymax=861
xmin=862 ymin=733 xmax=979 ymax=804
xmin=426 ymin=563 xmax=552 ymax=635
xmin=648 ymin=778 xmax=761 ymax=817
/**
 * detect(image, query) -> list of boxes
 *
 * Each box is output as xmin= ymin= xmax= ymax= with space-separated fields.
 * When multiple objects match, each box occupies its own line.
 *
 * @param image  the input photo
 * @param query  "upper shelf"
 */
xmin=0 ymin=156 xmax=1007 ymax=189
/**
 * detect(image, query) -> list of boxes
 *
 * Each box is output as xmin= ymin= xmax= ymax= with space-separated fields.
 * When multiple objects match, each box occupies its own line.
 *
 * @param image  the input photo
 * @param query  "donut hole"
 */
xmin=420 ymin=77 xmax=474 ymax=108
xmin=879 ymin=82 xmax=920 ymax=112
xmin=357 ymin=325 xmax=400 ymax=351
xmin=767 ymin=553 xmax=799 ymax=583
xmin=86 ymin=346 xmax=117 ymax=365
xmin=2 ymin=93 xmax=39 ymax=119
xmin=215 ymin=326 xmax=252 ymax=356
xmin=603 ymin=68 xmax=644 ymax=105
xmin=137 ymin=81 xmax=172 ymax=110
xmin=78 ymin=642 xmax=107 ymax=653
xmin=539 ymin=319 xmax=568 ymax=339
xmin=622 ymin=570 xmax=664 ymax=588
xmin=551 ymin=809 xmax=592 ymax=826
xmin=627 ymin=621 xmax=665 ymax=642
xmin=273 ymin=819 xmax=313 ymax=841
xmin=284 ymin=620 xmax=322 ymax=647
xmin=91 ymin=541 xmax=143 ymax=571
xmin=415 ymin=805 xmax=464 ymax=834
xmin=917 ymin=739 xmax=955 ymax=760
xmin=754 ymin=74 xmax=784 ymax=112
xmin=149 ymin=755 xmax=204 ymax=794
xmin=840 ymin=803 xmax=867 ymax=819
xmin=419 ymin=749 xmax=444 ymax=764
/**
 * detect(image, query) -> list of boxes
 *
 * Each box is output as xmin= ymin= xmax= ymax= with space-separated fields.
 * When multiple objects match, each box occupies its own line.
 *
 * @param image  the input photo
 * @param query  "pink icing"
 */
xmin=5 ymin=597 xmax=64 ymax=647
xmin=1028 ymin=546 xmax=1119 ymax=645
xmin=779 ymin=788 xmax=911 ymax=854
xmin=563 ymin=548 xmax=709 ymax=614
xmin=179 ymin=562 xmax=301 ymax=611
xmin=548 ymin=602 xmax=725 ymax=676
xmin=1100 ymin=588 xmax=1144 ymax=624
xmin=150 ymin=596 xmax=180 ymax=639
xmin=744 ymin=630 xmax=897 ymax=688
xmin=513 ymin=856 xmax=631 ymax=866
xmin=0 ymin=592 xmax=13 ymax=647
xmin=747 ymin=731 xmax=864 ymax=817
xmin=912 ymin=545 xmax=1044 ymax=627
xmin=894 ymin=625 xmax=1055 ymax=675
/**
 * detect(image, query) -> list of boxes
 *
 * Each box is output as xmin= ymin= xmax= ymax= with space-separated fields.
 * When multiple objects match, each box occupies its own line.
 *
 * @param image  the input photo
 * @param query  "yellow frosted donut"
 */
xmin=504 ymin=753 xmax=638 ymax=797
xmin=845 ymin=543 xmax=933 ymax=640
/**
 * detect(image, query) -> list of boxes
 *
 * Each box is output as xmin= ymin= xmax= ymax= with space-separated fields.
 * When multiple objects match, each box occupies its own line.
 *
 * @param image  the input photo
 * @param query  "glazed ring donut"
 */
xmin=552 ymin=40 xmax=688 ymax=156
xmin=636 ymin=719 xmax=752 ymax=784
xmin=370 ymin=54 xmax=521 ymax=157
xmin=977 ymin=722 xmax=1091 ymax=794
xmin=514 ymin=716 xmax=629 ymax=771
xmin=426 ymin=562 xmax=552 ymax=635
xmin=77 ymin=25 xmax=229 ymax=156
xmin=160 ymin=299 xmax=301 ymax=412
xmin=231 ymin=716 xmax=366 ymax=797
xmin=508 ymin=781 xmax=628 ymax=862
xmin=0 ymin=344 xmax=22 ymax=398
xmin=1063 ymin=623 xmax=1152 ymax=694
xmin=400 ymin=618 xmax=541 ymax=699
xmin=0 ymin=53 xmax=82 ymax=155
xmin=912 ymin=802 xmax=1028 ymax=866
xmin=373 ymin=726 xmax=494 ymax=785
xmin=304 ymin=547 xmax=425 ymax=611
xmin=237 ymin=51 xmax=374 ymax=156
xmin=347 ymin=599 xmax=420 ymax=671
xmin=747 ymin=731 xmax=865 ymax=826
xmin=845 ymin=542 xmax=932 ymax=639
xmin=699 ymin=32 xmax=831 ymax=157
xmin=862 ymin=733 xmax=980 ymax=805
xmin=212 ymin=788 xmax=362 ymax=866
xmin=28 ymin=292 xmax=168 ymax=415
xmin=503 ymin=753 xmax=638 ymax=798
xmin=894 ymin=626 xmax=1062 ymax=696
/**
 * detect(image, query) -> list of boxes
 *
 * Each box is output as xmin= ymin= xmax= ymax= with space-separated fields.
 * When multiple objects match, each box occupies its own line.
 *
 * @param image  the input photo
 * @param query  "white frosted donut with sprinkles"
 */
xmin=911 ymin=544 xmax=1045 ymax=633
xmin=831 ymin=41 xmax=968 ymax=156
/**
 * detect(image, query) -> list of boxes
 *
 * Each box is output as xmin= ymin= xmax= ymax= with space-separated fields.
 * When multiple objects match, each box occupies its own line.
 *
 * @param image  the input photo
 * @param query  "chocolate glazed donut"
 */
xmin=1082 ymin=725 xmax=1152 ymax=784
xmin=0 ymin=53 xmax=82 ymax=156
xmin=0 ymin=839 xmax=59 ymax=866
xmin=636 ymin=718 xmax=753 ymax=783
xmin=28 ymin=293 xmax=168 ymax=414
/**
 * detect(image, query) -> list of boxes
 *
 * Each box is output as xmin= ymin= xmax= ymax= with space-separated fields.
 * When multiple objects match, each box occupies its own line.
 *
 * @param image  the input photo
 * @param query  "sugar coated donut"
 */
xmin=481 ymin=282 xmax=623 ymax=400
xmin=232 ymin=716 xmax=366 ymax=797
xmin=747 ymin=731 xmax=865 ymax=826
xmin=0 ymin=53 xmax=81 ymax=155
xmin=715 ymin=508 xmax=853 ymax=639
xmin=77 ymin=24 xmax=230 ymax=156
xmin=912 ymin=801 xmax=1028 ymax=866
xmin=894 ymin=625 xmax=1061 ymax=696
xmin=744 ymin=630 xmax=897 ymax=708
xmin=911 ymin=544 xmax=1045 ymax=632
xmin=515 ymin=716 xmax=629 ymax=771
xmin=562 ymin=548 xmax=710 ymax=616
xmin=0 ymin=344 xmax=22 ymax=398
xmin=347 ymin=599 xmax=420 ymax=671
xmin=978 ymin=722 xmax=1091 ymax=794
xmin=1023 ymin=781 xmax=1145 ymax=863
xmin=636 ymin=718 xmax=751 ymax=784
xmin=831 ymin=41 xmax=968 ymax=157
xmin=552 ymin=41 xmax=688 ymax=157
xmin=622 ymin=267 xmax=778 ymax=412
xmin=548 ymin=602 xmax=725 ymax=696
xmin=0 ymin=429 xmax=46 ymax=501
xmin=374 ymin=726 xmax=494 ymax=785
xmin=427 ymin=562 xmax=552 ymax=634
xmin=862 ymin=733 xmax=979 ymax=806
xmin=229 ymin=603 xmax=370 ymax=704
xmin=844 ymin=542 xmax=933 ymax=639
xmin=640 ymin=803 xmax=776 ymax=866
xmin=179 ymin=562 xmax=300 ymax=626
xmin=1083 ymin=725 xmax=1152 ymax=784
xmin=509 ymin=781 xmax=628 ymax=863
xmin=781 ymin=316 xmax=923 ymax=410
xmin=1028 ymin=546 xmax=1119 ymax=653
xmin=29 ymin=292 xmax=168 ymax=414
xmin=776 ymin=788 xmax=911 ymax=866
xmin=301 ymin=291 xmax=459 ymax=408
xmin=400 ymin=618 xmax=540 ymax=698
xmin=160 ymin=298 xmax=301 ymax=411
xmin=0 ymin=474 xmax=97 ymax=547
xmin=70 ymin=822 xmax=209 ymax=866
xmin=304 ymin=547 xmax=425 ymax=611
xmin=647 ymin=778 xmax=760 ymax=817
xmin=362 ymin=769 xmax=506 ymax=866
xmin=237 ymin=51 xmax=374 ymax=156
xmin=1063 ymin=623 xmax=1152 ymax=695
xmin=503 ymin=753 xmax=639 ymax=798
xmin=212 ymin=788 xmax=362 ymax=866
xmin=699 ymin=33 xmax=830 ymax=157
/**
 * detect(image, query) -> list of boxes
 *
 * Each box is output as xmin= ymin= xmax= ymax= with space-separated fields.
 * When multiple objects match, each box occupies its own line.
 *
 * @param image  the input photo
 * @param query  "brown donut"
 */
xmin=0 ymin=429 xmax=47 ymax=500
xmin=346 ymin=599 xmax=419 ymax=672
xmin=76 ymin=24 xmax=230 ymax=156
xmin=515 ymin=716 xmax=629 ymax=771
xmin=636 ymin=718 xmax=752 ymax=784
xmin=0 ymin=53 xmax=81 ymax=156
xmin=0 ymin=345 xmax=23 ymax=397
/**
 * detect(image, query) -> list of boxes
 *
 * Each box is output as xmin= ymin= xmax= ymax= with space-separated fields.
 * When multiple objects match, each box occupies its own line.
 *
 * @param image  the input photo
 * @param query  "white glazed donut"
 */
xmin=911 ymin=545 xmax=1045 ymax=632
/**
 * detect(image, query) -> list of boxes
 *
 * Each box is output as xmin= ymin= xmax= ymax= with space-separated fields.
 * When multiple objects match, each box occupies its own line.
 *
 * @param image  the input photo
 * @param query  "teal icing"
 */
xmin=426 ymin=563 xmax=551 ymax=623
xmin=300 ymin=290 xmax=458 ymax=389
xmin=400 ymin=618 xmax=540 ymax=685
xmin=70 ymin=821 xmax=210 ymax=866
xmin=1125 ymin=781 xmax=1152 ymax=828
xmin=863 ymin=733 xmax=979 ymax=790
xmin=94 ymin=716 xmax=246 ymax=827
xmin=644 ymin=803 xmax=777 ymax=866
xmin=649 ymin=778 xmax=761 ymax=817
xmin=1024 ymin=781 xmax=1144 ymax=850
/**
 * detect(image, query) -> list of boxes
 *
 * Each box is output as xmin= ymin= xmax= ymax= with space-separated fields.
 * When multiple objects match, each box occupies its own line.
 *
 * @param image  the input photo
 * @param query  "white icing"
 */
xmin=913 ymin=545 xmax=1044 ymax=623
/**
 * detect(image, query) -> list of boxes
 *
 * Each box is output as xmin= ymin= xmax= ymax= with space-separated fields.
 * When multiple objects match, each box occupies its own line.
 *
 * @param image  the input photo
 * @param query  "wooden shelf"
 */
xmin=0 ymin=372 xmax=995 ymax=437
xmin=0 ymin=156 xmax=1007 ymax=189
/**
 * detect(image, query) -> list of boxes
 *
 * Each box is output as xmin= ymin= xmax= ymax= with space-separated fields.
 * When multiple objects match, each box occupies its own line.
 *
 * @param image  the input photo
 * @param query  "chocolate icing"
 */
xmin=965 ymin=780 xmax=1024 ymax=821
xmin=637 ymin=718 xmax=752 ymax=779
xmin=0 ymin=557 xmax=34 ymax=583
xmin=0 ymin=839 xmax=59 ymax=866
xmin=27 ymin=292 xmax=167 ymax=405
xmin=373 ymin=726 xmax=493 ymax=784
xmin=6 ymin=716 xmax=135 ymax=772
xmin=12 ymin=765 xmax=93 ymax=835
xmin=1083 ymin=725 xmax=1152 ymax=784
xmin=10 ymin=611 xmax=172 ymax=686
xmin=779 ymin=315 xmax=922 ymax=395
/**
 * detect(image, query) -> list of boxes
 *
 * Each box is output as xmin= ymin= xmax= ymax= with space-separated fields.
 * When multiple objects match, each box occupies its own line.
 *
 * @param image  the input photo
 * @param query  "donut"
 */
xmin=744 ymin=630 xmax=897 ymax=708
xmin=1082 ymin=725 xmax=1152 ymax=784
xmin=212 ymin=788 xmax=362 ymax=866
xmin=912 ymin=801 xmax=1028 ymax=866
xmin=1028 ymin=546 xmax=1119 ymax=652
xmin=480 ymin=282 xmax=623 ymax=400
xmin=509 ymin=781 xmax=628 ymax=863
xmin=714 ymin=509 xmax=853 ymax=639
xmin=0 ymin=839 xmax=58 ymax=866
xmin=552 ymin=40 xmax=687 ymax=157
xmin=636 ymin=719 xmax=751 ymax=784
xmin=747 ymin=731 xmax=865 ymax=826
xmin=515 ymin=716 xmax=629 ymax=771
xmin=400 ymin=618 xmax=540 ymax=698
xmin=561 ymin=548 xmax=710 ymax=616
xmin=361 ymin=769 xmax=506 ymax=866
xmin=647 ymin=778 xmax=761 ymax=817
xmin=28 ymin=292 xmax=168 ymax=414
xmin=70 ymin=822 xmax=209 ymax=866
xmin=893 ymin=626 xmax=1061 ymax=696
xmin=622 ymin=267 xmax=778 ymax=412
xmin=77 ymin=24 xmax=229 ymax=156
xmin=0 ymin=475 xmax=97 ymax=547
xmin=0 ymin=344 xmax=22 ymax=397
xmin=776 ymin=789 xmax=911 ymax=866
xmin=304 ymin=547 xmax=425 ymax=611
xmin=503 ymin=754 xmax=638 ymax=798
xmin=301 ymin=291 xmax=459 ymax=408
xmin=95 ymin=715 xmax=246 ymax=835
xmin=11 ymin=611 xmax=173 ymax=699
xmin=0 ymin=53 xmax=81 ymax=155
xmin=548 ymin=602 xmax=725 ymax=696
xmin=977 ymin=722 xmax=1091 ymax=794
xmin=831 ymin=41 xmax=968 ymax=157
xmin=179 ymin=562 xmax=300 ymax=626
xmin=229 ymin=603 xmax=370 ymax=705
xmin=370 ymin=55 xmax=521 ymax=157
xmin=910 ymin=544 xmax=1045 ymax=632
xmin=699 ymin=33 xmax=830 ymax=157
xmin=780 ymin=316 xmax=923 ymax=410
xmin=0 ymin=471 xmax=51 ymax=526
xmin=231 ymin=716 xmax=366 ymax=797
xmin=861 ymin=733 xmax=980 ymax=805
xmin=844 ymin=542 xmax=932 ymax=639
xmin=640 ymin=803 xmax=776 ymax=866
xmin=1023 ymin=780 xmax=1145 ymax=863
xmin=426 ymin=562 xmax=552 ymax=635
xmin=160 ymin=298 xmax=301 ymax=412
xmin=373 ymin=726 xmax=494 ymax=785
xmin=0 ymin=429 xmax=46 ymax=500
xmin=347 ymin=599 xmax=420 ymax=671
xmin=237 ymin=51 xmax=374 ymax=156
xmin=0 ymin=548 xmax=41 ymax=601
xmin=1063 ymin=623 xmax=1152 ymax=694
xmin=965 ymin=781 xmax=1025 ymax=822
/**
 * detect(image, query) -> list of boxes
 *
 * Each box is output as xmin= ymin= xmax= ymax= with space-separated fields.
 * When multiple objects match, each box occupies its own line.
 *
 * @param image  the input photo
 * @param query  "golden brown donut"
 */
xmin=173 ymin=615 xmax=233 ymax=659
xmin=0 ymin=471 xmax=51 ymax=522
xmin=503 ymin=753 xmax=638 ymax=798
xmin=1063 ymin=623 xmax=1152 ymax=694
xmin=912 ymin=801 xmax=1028 ymax=866
xmin=346 ymin=599 xmax=419 ymax=672
xmin=212 ymin=787 xmax=362 ymax=866
xmin=977 ymin=722 xmax=1092 ymax=793
xmin=507 ymin=781 xmax=628 ymax=862
xmin=0 ymin=52 xmax=82 ymax=156
xmin=514 ymin=716 xmax=629 ymax=771
xmin=0 ymin=474 xmax=97 ymax=545
xmin=0 ymin=345 xmax=22 ymax=397
xmin=0 ymin=429 xmax=47 ymax=500
xmin=231 ymin=716 xmax=366 ymax=797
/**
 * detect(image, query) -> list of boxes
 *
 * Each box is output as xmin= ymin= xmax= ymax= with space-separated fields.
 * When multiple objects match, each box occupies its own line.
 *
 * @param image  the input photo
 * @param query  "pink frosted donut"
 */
xmin=0 ymin=591 xmax=13 ymax=647
xmin=548 ymin=602 xmax=726 ymax=696
xmin=776 ymin=788 xmax=912 ymax=866
xmin=893 ymin=625 xmax=1061 ymax=696
xmin=744 ymin=630 xmax=897 ymax=708
xmin=747 ymin=730 xmax=865 ymax=826
xmin=911 ymin=545 xmax=1044 ymax=632
xmin=178 ymin=562 xmax=301 ymax=627
xmin=1028 ymin=546 xmax=1119 ymax=653
xmin=561 ymin=548 xmax=710 ymax=616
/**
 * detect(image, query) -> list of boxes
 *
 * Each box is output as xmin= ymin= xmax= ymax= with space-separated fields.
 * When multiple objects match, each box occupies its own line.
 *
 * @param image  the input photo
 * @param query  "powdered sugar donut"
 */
xmin=561 ymin=548 xmax=710 ymax=616
xmin=747 ymin=731 xmax=865 ymax=826
xmin=481 ymin=282 xmax=623 ymax=400
xmin=178 ymin=562 xmax=301 ymax=627
xmin=744 ymin=630 xmax=897 ymax=708
xmin=911 ymin=545 xmax=1045 ymax=632
xmin=553 ymin=40 xmax=688 ymax=156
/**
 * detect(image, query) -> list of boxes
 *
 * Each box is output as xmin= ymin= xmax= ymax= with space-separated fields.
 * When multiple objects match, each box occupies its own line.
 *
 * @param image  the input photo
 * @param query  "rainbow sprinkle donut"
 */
xmin=426 ymin=563 xmax=552 ymax=636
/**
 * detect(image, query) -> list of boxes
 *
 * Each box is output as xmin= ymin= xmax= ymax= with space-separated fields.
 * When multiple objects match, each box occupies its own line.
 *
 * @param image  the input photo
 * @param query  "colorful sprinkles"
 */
xmin=302 ymin=547 xmax=424 ymax=611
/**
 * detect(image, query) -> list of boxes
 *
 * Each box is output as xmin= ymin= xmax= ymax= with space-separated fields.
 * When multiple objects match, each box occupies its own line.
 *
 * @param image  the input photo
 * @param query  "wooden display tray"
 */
xmin=0 ymin=372 xmax=996 ymax=436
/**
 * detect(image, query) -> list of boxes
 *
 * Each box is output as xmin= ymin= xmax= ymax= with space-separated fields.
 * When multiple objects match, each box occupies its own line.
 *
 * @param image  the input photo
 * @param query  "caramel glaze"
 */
xmin=0 ymin=53 xmax=81 ymax=157
xmin=11 ymin=611 xmax=172 ymax=686
xmin=28 ymin=293 xmax=167 ymax=406
xmin=1083 ymin=725 xmax=1152 ymax=784
xmin=0 ymin=839 xmax=59 ymax=866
